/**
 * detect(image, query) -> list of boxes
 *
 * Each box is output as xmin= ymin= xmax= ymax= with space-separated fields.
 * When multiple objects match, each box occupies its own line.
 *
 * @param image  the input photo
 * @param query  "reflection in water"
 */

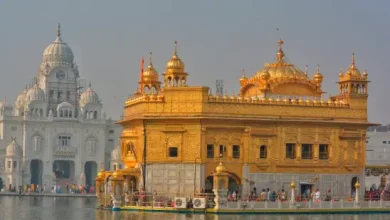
xmin=0 ymin=196 xmax=386 ymax=220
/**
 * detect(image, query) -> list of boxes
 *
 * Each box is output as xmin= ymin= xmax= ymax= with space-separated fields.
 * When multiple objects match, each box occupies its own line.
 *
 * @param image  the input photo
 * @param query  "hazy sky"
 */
xmin=0 ymin=0 xmax=389 ymax=123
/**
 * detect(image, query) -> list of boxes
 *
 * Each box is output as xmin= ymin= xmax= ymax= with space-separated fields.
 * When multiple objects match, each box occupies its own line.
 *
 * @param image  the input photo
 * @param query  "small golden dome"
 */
xmin=112 ymin=169 xmax=123 ymax=180
xmin=215 ymin=93 xmax=221 ymax=101
xmin=345 ymin=53 xmax=361 ymax=78
xmin=238 ymin=95 xmax=244 ymax=102
xmin=338 ymin=69 xmax=343 ymax=78
xmin=328 ymin=98 xmax=333 ymax=105
xmin=283 ymin=97 xmax=289 ymax=104
xmin=291 ymin=97 xmax=296 ymax=104
xmin=260 ymin=69 xmax=271 ymax=81
xmin=355 ymin=181 xmax=360 ymax=189
xmin=275 ymin=96 xmax=281 ymax=103
xmin=240 ymin=69 xmax=247 ymax=86
xmin=268 ymin=96 xmax=274 ymax=103
xmin=143 ymin=52 xmax=159 ymax=82
xmin=230 ymin=91 xmax=237 ymax=101
xmin=97 ymin=168 xmax=105 ymax=180
xmin=363 ymin=69 xmax=368 ymax=78
xmin=298 ymin=97 xmax=304 ymax=104
xmin=223 ymin=91 xmax=229 ymax=101
xmin=215 ymin=162 xmax=227 ymax=173
xmin=253 ymin=95 xmax=260 ymax=102
xmin=313 ymin=65 xmax=323 ymax=84
xmin=306 ymin=98 xmax=312 ymax=105
xmin=166 ymin=41 xmax=185 ymax=72
xmin=290 ymin=180 xmax=296 ymax=189
xmin=123 ymin=151 xmax=137 ymax=169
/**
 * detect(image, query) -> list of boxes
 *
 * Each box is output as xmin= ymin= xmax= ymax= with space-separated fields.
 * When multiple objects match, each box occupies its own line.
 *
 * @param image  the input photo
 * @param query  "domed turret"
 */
xmin=6 ymin=137 xmax=23 ymax=157
xmin=80 ymin=83 xmax=100 ymax=107
xmin=26 ymin=83 xmax=45 ymax=103
xmin=215 ymin=162 xmax=227 ymax=173
xmin=143 ymin=52 xmax=159 ymax=82
xmin=163 ymin=41 xmax=188 ymax=87
xmin=344 ymin=53 xmax=361 ymax=78
xmin=42 ymin=24 xmax=74 ymax=64
xmin=240 ymin=69 xmax=247 ymax=86
xmin=166 ymin=41 xmax=185 ymax=72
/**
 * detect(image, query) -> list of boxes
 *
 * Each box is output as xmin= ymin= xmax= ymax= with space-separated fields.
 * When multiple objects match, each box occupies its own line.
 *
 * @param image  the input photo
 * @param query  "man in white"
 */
xmin=315 ymin=188 xmax=321 ymax=201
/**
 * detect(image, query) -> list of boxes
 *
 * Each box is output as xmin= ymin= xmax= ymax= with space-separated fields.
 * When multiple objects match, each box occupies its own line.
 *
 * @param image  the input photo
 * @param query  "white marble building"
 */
xmin=0 ymin=24 xmax=122 ymax=189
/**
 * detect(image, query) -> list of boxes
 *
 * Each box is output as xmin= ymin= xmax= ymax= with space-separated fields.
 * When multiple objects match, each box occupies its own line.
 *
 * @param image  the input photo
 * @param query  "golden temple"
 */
xmin=99 ymin=39 xmax=376 ymax=198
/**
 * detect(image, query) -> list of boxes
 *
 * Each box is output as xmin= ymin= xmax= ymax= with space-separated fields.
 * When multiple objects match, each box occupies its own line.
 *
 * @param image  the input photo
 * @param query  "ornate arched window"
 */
xmin=260 ymin=145 xmax=267 ymax=159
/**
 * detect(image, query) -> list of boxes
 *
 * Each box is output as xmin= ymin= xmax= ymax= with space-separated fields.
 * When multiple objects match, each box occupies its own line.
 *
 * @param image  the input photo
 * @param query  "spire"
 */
xmin=317 ymin=64 xmax=320 ymax=73
xmin=350 ymin=53 xmax=356 ymax=69
xmin=173 ymin=40 xmax=178 ymax=56
xmin=148 ymin=52 xmax=153 ymax=67
xmin=305 ymin=65 xmax=308 ymax=75
xmin=276 ymin=39 xmax=285 ymax=61
xmin=242 ymin=68 xmax=246 ymax=77
xmin=57 ymin=23 xmax=61 ymax=37
xmin=89 ymin=81 xmax=91 ymax=88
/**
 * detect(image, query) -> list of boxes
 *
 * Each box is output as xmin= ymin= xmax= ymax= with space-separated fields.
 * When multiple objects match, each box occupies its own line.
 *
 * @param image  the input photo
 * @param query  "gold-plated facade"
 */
xmin=116 ymin=39 xmax=376 ymax=194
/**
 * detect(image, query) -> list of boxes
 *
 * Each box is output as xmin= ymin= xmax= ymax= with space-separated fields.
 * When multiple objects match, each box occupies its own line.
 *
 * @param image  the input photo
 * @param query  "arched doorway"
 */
xmin=30 ymin=159 xmax=43 ymax=185
xmin=351 ymin=176 xmax=358 ymax=196
xmin=53 ymin=160 xmax=75 ymax=179
xmin=205 ymin=173 xmax=241 ymax=194
xmin=85 ymin=161 xmax=98 ymax=186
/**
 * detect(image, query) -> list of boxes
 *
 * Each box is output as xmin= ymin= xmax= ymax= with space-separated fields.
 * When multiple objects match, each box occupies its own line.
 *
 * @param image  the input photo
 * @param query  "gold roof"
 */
xmin=239 ymin=39 xmax=323 ymax=97
xmin=166 ymin=41 xmax=185 ymax=72
xmin=256 ymin=39 xmax=309 ymax=80
xmin=143 ymin=52 xmax=159 ymax=82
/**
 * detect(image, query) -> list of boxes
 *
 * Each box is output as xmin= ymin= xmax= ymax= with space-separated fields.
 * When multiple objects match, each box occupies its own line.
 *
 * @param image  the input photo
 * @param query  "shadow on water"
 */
xmin=0 ymin=196 xmax=387 ymax=220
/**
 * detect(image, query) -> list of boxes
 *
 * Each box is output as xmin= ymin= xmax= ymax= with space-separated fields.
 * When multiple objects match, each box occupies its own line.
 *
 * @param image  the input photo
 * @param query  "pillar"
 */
xmin=289 ymin=177 xmax=296 ymax=208
xmin=354 ymin=179 xmax=360 ymax=208
xmin=213 ymin=162 xmax=229 ymax=210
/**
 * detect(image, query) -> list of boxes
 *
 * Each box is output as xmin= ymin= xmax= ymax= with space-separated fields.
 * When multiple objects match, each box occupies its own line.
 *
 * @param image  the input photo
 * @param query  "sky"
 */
xmin=0 ymin=0 xmax=389 ymax=123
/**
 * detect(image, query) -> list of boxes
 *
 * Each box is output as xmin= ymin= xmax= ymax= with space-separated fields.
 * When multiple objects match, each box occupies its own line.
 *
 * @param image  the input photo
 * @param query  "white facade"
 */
xmin=366 ymin=125 xmax=390 ymax=165
xmin=0 ymin=24 xmax=122 ymax=189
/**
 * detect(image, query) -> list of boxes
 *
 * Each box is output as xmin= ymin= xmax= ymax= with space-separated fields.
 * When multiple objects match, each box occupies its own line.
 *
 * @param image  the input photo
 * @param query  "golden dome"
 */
xmin=166 ymin=41 xmax=185 ymax=72
xmin=259 ymin=69 xmax=271 ymax=81
xmin=255 ymin=39 xmax=310 ymax=81
xmin=363 ymin=69 xmax=368 ymax=79
xmin=123 ymin=151 xmax=137 ymax=169
xmin=345 ymin=53 xmax=361 ymax=77
xmin=313 ymin=65 xmax=323 ymax=84
xmin=290 ymin=179 xmax=296 ymax=189
xmin=215 ymin=162 xmax=227 ymax=173
xmin=97 ymin=168 xmax=105 ymax=180
xmin=143 ymin=52 xmax=159 ymax=82
xmin=223 ymin=91 xmax=229 ymax=101
xmin=230 ymin=91 xmax=237 ymax=101
xmin=240 ymin=69 xmax=248 ymax=86
xmin=253 ymin=95 xmax=260 ymax=102
xmin=355 ymin=181 xmax=360 ymax=189
xmin=338 ymin=69 xmax=343 ymax=78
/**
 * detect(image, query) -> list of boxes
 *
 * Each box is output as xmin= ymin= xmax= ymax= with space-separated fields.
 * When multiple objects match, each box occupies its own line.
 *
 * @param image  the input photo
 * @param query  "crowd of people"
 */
xmin=1 ymin=183 xmax=95 ymax=195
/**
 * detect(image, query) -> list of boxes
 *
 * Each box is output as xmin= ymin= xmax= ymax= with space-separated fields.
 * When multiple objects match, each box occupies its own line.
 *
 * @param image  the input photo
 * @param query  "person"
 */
xmin=325 ymin=189 xmax=331 ymax=201
xmin=315 ymin=188 xmax=321 ymax=201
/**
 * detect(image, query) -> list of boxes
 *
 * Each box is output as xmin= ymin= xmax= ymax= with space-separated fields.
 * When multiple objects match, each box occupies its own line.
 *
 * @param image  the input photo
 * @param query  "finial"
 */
xmin=149 ymin=52 xmax=153 ymax=66
xmin=89 ymin=81 xmax=91 ymax=88
xmin=276 ymin=38 xmax=285 ymax=61
xmin=25 ymin=85 xmax=28 ymax=91
xmin=305 ymin=65 xmax=308 ymax=75
xmin=350 ymin=53 xmax=356 ymax=68
xmin=174 ymin=40 xmax=178 ymax=56
xmin=317 ymin=64 xmax=320 ymax=73
xmin=242 ymin=68 xmax=246 ymax=77
xmin=224 ymin=89 xmax=227 ymax=95
xmin=57 ymin=23 xmax=61 ymax=37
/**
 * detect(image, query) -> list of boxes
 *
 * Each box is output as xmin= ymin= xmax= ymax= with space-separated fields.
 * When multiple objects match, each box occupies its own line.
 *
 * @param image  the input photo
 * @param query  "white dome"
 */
xmin=15 ymin=87 xmax=28 ymax=109
xmin=80 ymin=85 xmax=99 ymax=107
xmin=6 ymin=138 xmax=23 ymax=157
xmin=111 ymin=147 xmax=121 ymax=161
xmin=57 ymin=101 xmax=73 ymax=111
xmin=26 ymin=84 xmax=45 ymax=103
xmin=0 ymin=100 xmax=12 ymax=109
xmin=42 ymin=24 xmax=74 ymax=64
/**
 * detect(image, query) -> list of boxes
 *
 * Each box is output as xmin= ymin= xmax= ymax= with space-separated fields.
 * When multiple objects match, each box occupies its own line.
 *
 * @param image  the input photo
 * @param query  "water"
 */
xmin=0 ymin=196 xmax=387 ymax=220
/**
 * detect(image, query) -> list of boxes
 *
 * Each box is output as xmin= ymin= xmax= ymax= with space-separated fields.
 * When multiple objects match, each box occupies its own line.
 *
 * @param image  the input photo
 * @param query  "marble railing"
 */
xmin=53 ymin=146 xmax=78 ymax=157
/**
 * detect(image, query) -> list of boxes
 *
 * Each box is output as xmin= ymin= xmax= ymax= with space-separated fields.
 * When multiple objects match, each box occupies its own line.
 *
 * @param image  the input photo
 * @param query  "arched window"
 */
xmin=260 ymin=145 xmax=267 ymax=159
xmin=39 ymin=109 xmax=43 ymax=117
xmin=93 ymin=111 xmax=97 ymax=119
xmin=69 ymin=110 xmax=72 ymax=118
xmin=60 ymin=110 xmax=63 ymax=117
xmin=65 ymin=110 xmax=68 ymax=117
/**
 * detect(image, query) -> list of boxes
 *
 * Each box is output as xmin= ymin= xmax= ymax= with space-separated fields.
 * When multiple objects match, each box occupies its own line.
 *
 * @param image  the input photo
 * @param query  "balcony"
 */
xmin=53 ymin=146 xmax=78 ymax=158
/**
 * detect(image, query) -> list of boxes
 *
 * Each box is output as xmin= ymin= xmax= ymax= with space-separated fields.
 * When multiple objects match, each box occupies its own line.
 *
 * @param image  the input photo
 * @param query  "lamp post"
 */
xmin=142 ymin=120 xmax=147 ymax=191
